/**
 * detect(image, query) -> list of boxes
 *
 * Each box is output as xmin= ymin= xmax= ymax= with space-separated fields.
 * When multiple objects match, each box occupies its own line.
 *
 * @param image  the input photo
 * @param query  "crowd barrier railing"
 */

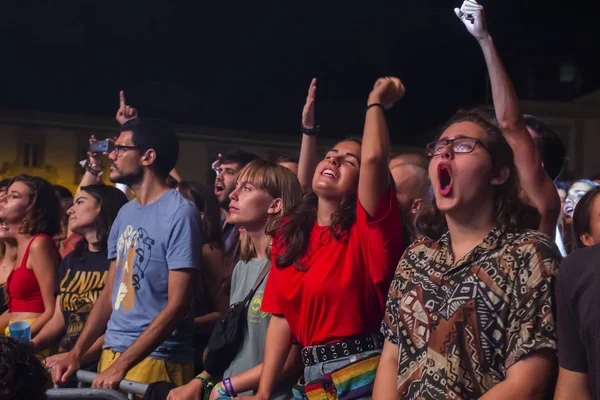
xmin=47 ymin=369 xmax=149 ymax=400
xmin=47 ymin=388 xmax=131 ymax=400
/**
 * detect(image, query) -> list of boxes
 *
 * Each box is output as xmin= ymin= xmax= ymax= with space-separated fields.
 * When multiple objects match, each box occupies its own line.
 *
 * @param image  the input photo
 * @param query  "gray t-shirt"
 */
xmin=104 ymin=189 xmax=202 ymax=363
xmin=224 ymin=258 xmax=294 ymax=399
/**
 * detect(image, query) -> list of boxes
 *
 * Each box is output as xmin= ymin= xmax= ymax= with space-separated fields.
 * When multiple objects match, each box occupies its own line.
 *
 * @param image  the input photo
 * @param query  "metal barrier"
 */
xmin=47 ymin=388 xmax=130 ymax=400
xmin=47 ymin=369 xmax=149 ymax=400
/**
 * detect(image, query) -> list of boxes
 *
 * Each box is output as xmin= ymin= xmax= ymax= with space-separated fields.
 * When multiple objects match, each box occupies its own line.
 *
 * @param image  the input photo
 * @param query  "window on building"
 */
xmin=19 ymin=131 xmax=46 ymax=169
xmin=22 ymin=142 xmax=43 ymax=168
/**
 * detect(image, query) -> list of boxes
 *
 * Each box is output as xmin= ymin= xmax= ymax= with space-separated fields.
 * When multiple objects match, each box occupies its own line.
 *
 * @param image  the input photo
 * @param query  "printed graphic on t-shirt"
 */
xmin=114 ymin=225 xmax=155 ymax=313
xmin=60 ymin=268 xmax=108 ymax=350
xmin=248 ymin=289 xmax=269 ymax=324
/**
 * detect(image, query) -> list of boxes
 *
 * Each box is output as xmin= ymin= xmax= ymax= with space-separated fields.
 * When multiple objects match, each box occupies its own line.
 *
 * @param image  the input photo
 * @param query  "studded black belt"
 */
xmin=300 ymin=333 xmax=384 ymax=366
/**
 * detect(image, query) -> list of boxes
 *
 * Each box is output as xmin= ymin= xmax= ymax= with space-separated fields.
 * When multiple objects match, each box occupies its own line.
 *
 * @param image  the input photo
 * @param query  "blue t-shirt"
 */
xmin=104 ymin=189 xmax=202 ymax=363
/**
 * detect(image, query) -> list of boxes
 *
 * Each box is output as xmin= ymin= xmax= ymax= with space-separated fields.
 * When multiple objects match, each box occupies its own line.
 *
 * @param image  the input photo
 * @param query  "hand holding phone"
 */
xmin=89 ymin=140 xmax=112 ymax=154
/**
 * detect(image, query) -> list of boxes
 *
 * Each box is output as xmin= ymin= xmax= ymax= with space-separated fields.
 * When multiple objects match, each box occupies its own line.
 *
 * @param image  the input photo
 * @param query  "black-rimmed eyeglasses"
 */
xmin=112 ymin=145 xmax=141 ymax=157
xmin=426 ymin=137 xmax=489 ymax=158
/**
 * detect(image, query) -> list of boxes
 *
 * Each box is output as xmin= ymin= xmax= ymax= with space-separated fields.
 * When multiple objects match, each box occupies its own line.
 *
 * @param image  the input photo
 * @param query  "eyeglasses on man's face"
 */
xmin=111 ymin=145 xmax=141 ymax=157
xmin=426 ymin=137 xmax=489 ymax=158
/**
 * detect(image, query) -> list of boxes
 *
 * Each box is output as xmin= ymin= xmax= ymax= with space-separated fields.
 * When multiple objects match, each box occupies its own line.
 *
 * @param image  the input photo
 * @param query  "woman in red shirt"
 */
xmin=243 ymin=78 xmax=405 ymax=400
xmin=0 ymin=175 xmax=61 ymax=338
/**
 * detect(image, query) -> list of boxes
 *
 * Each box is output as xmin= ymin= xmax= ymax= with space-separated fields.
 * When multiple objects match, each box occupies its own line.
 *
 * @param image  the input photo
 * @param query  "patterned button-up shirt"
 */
xmin=381 ymin=228 xmax=560 ymax=399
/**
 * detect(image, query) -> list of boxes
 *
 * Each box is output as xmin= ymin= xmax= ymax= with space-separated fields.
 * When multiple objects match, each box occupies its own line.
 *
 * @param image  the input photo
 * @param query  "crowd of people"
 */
xmin=0 ymin=1 xmax=599 ymax=399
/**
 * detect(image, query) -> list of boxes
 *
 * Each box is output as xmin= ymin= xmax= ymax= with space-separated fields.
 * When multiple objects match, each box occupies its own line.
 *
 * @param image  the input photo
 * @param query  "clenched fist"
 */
xmin=454 ymin=0 xmax=488 ymax=41
xmin=367 ymin=77 xmax=405 ymax=110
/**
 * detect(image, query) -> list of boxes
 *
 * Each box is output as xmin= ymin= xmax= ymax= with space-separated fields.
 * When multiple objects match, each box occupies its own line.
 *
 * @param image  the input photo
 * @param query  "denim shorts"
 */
xmin=303 ymin=349 xmax=381 ymax=400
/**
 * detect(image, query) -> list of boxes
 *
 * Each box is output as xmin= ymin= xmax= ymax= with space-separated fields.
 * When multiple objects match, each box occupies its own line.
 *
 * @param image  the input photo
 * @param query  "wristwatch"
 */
xmin=80 ymin=159 xmax=102 ymax=176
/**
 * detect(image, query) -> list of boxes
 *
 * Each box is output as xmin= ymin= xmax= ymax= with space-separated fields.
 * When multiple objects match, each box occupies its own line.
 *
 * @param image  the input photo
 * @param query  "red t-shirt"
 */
xmin=261 ymin=189 xmax=402 ymax=346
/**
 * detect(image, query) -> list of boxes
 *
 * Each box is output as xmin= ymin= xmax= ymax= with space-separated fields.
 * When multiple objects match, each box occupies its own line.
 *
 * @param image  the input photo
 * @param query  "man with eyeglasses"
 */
xmin=52 ymin=118 xmax=202 ymax=390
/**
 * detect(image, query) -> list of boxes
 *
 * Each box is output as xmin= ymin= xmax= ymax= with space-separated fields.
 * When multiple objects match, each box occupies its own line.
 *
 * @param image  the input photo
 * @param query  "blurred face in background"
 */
xmin=564 ymin=180 xmax=596 ymax=218
xmin=215 ymin=162 xmax=242 ymax=207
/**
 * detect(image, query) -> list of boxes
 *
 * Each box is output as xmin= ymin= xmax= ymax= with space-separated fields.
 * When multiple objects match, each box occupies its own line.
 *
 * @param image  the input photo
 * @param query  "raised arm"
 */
xmin=79 ymin=136 xmax=105 ymax=188
xmin=359 ymin=77 xmax=405 ymax=217
xmin=297 ymin=78 xmax=320 ymax=192
xmin=169 ymin=168 xmax=182 ymax=183
xmin=116 ymin=90 xmax=138 ymax=125
xmin=455 ymin=0 xmax=560 ymax=237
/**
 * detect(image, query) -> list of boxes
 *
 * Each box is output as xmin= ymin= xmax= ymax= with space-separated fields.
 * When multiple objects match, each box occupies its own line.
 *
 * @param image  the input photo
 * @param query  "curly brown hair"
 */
xmin=177 ymin=181 xmax=223 ymax=249
xmin=416 ymin=108 xmax=540 ymax=239
xmin=9 ymin=175 xmax=62 ymax=237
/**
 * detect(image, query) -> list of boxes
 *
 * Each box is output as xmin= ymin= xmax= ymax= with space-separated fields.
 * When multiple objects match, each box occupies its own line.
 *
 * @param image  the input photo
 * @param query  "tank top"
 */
xmin=6 ymin=234 xmax=51 ymax=313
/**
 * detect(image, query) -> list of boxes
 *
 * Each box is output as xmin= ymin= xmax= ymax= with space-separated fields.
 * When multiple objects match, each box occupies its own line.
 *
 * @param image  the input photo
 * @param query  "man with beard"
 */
xmin=52 ymin=119 xmax=202 ymax=389
xmin=213 ymin=149 xmax=258 ymax=257
xmin=388 ymin=153 xmax=430 ymax=246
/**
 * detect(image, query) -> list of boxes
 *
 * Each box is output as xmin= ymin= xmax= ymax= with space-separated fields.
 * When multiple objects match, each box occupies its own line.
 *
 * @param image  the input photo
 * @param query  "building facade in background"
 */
xmin=0 ymin=110 xmax=421 ymax=193
xmin=521 ymin=89 xmax=600 ymax=180
xmin=1 ymin=93 xmax=598 ymax=194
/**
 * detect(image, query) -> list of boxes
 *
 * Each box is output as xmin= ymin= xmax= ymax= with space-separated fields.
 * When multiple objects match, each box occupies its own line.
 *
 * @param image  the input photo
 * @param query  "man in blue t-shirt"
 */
xmin=52 ymin=117 xmax=202 ymax=389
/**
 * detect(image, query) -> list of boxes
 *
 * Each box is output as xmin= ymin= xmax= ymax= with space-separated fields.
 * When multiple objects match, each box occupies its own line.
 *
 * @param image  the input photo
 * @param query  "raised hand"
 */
xmin=454 ymin=0 xmax=488 ymax=40
xmin=116 ymin=91 xmax=138 ymax=125
xmin=211 ymin=153 xmax=223 ymax=174
xmin=86 ymin=135 xmax=115 ymax=176
xmin=302 ymin=78 xmax=317 ymax=129
xmin=367 ymin=77 xmax=405 ymax=110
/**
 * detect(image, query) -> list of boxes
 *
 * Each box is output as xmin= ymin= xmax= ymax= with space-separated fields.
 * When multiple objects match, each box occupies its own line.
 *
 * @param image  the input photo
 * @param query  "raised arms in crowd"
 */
xmin=457 ymin=0 xmax=560 ymax=237
xmin=297 ymin=78 xmax=320 ymax=192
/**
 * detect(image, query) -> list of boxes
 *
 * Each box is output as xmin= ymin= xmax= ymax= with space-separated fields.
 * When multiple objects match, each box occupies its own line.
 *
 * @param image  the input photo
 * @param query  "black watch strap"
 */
xmin=301 ymin=125 xmax=319 ymax=137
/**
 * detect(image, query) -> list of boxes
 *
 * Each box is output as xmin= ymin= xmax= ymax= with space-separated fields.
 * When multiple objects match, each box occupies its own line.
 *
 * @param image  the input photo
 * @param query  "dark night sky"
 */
xmin=0 ymin=0 xmax=597 ymax=146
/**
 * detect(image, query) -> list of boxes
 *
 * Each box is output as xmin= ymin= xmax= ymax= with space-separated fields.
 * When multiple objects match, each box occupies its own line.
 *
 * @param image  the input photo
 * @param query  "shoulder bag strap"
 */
xmin=242 ymin=259 xmax=272 ymax=306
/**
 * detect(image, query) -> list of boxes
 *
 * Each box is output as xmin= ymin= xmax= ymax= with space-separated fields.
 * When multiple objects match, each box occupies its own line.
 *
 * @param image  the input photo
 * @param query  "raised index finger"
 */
xmin=119 ymin=91 xmax=126 ymax=107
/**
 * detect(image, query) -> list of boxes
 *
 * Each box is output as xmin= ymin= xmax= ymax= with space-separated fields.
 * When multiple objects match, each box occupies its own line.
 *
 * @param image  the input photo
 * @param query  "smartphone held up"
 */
xmin=89 ymin=140 xmax=113 ymax=154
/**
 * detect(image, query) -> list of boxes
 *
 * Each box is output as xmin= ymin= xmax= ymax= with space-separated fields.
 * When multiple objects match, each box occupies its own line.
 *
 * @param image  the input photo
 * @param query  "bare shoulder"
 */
xmin=28 ymin=235 xmax=58 ymax=256
xmin=27 ymin=235 xmax=59 ymax=269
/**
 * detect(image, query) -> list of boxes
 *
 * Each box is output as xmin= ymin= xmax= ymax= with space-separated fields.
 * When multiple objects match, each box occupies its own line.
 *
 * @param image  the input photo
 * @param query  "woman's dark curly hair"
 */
xmin=177 ymin=181 xmax=223 ymax=249
xmin=73 ymin=185 xmax=129 ymax=257
xmin=416 ymin=108 xmax=540 ymax=239
xmin=0 ymin=336 xmax=48 ymax=400
xmin=271 ymin=137 xmax=362 ymax=270
xmin=9 ymin=174 xmax=62 ymax=237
